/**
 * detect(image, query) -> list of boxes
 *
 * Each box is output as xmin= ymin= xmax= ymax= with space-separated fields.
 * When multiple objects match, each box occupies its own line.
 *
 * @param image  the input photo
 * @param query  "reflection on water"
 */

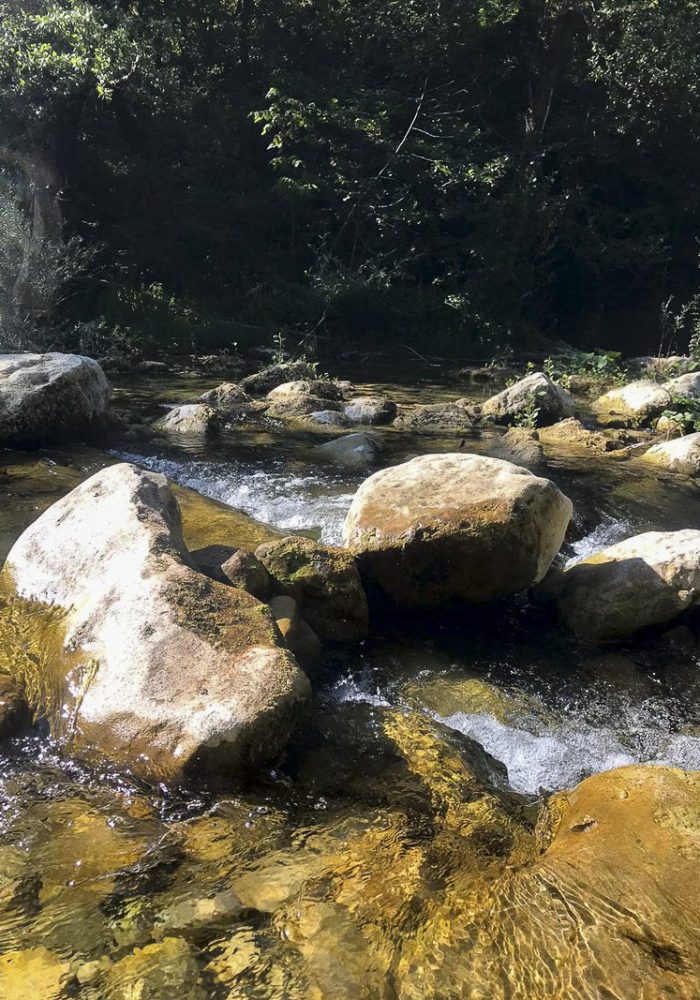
xmin=0 ymin=364 xmax=699 ymax=995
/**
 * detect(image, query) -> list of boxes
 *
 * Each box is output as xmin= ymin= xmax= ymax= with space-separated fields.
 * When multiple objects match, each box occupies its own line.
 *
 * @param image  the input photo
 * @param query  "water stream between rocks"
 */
xmin=0 ymin=362 xmax=699 ymax=997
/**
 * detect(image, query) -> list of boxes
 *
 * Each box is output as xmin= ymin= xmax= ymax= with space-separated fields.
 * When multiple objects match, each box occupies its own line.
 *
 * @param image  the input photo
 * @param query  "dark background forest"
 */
xmin=2 ymin=0 xmax=700 ymax=360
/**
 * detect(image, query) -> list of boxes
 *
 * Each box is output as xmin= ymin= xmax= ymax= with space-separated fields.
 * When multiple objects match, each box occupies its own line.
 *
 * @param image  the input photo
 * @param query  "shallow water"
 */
xmin=1 ymin=362 xmax=699 ymax=996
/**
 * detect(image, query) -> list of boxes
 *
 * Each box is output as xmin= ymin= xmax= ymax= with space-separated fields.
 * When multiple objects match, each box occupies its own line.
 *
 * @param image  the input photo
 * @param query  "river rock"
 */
xmin=557 ymin=529 xmax=700 ymax=640
xmin=195 ymin=382 xmax=260 ymax=419
xmin=343 ymin=395 xmax=397 ymax=425
xmin=188 ymin=544 xmax=270 ymax=599
xmin=0 ymin=947 xmax=73 ymax=1000
xmin=306 ymin=409 xmax=352 ymax=428
xmin=639 ymin=432 xmax=700 ymax=476
xmin=666 ymin=371 xmax=700 ymax=397
xmin=0 ymin=463 xmax=310 ymax=781
xmin=153 ymin=403 xmax=221 ymax=435
xmin=266 ymin=379 xmax=343 ymax=418
xmin=240 ymin=360 xmax=318 ymax=396
xmin=491 ymin=427 xmax=544 ymax=466
xmin=393 ymin=400 xmax=476 ymax=430
xmin=592 ymin=379 xmax=671 ymax=425
xmin=480 ymin=372 xmax=575 ymax=427
xmin=256 ymin=536 xmax=369 ymax=642
xmin=0 ymin=353 xmax=111 ymax=446
xmin=269 ymin=595 xmax=322 ymax=670
xmin=343 ymin=453 xmax=573 ymax=609
xmin=105 ymin=937 xmax=205 ymax=999
xmin=316 ymin=431 xmax=381 ymax=468
xmin=538 ymin=416 xmax=630 ymax=453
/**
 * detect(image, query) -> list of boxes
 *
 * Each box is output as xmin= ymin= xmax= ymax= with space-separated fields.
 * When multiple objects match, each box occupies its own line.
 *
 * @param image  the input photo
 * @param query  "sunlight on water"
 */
xmin=114 ymin=452 xmax=355 ymax=545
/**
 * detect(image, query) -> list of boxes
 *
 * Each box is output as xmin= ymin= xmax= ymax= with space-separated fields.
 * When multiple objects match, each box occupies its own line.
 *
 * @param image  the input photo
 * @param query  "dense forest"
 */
xmin=2 ymin=0 xmax=700 ymax=359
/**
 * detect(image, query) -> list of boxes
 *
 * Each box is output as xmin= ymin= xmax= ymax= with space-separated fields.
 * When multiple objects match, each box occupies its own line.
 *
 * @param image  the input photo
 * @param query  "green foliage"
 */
xmin=2 ymin=0 xmax=700 ymax=355
xmin=544 ymin=350 xmax=625 ymax=389
xmin=660 ymin=394 xmax=700 ymax=434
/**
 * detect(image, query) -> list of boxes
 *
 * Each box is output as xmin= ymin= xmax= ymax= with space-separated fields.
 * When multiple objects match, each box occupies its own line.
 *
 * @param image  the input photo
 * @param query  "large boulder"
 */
xmin=343 ymin=454 xmax=573 ymax=609
xmin=153 ymin=403 xmax=221 ymax=436
xmin=240 ymin=361 xmax=318 ymax=396
xmin=557 ymin=529 xmax=700 ymax=640
xmin=490 ymin=427 xmax=544 ymax=467
xmin=592 ymin=379 xmax=671 ymax=426
xmin=0 ymin=353 xmax=111 ymax=446
xmin=480 ymin=372 xmax=575 ymax=427
xmin=343 ymin=395 xmax=397 ymax=426
xmin=255 ymin=536 xmax=369 ymax=642
xmin=640 ymin=432 xmax=700 ymax=476
xmin=0 ymin=463 xmax=310 ymax=781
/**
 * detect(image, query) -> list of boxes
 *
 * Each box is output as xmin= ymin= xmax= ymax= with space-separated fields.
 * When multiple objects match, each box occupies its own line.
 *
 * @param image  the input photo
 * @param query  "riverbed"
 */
xmin=0 ymin=361 xmax=699 ymax=996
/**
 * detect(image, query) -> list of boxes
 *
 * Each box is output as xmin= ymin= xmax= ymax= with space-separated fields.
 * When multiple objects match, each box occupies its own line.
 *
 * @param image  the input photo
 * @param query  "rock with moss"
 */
xmin=240 ymin=361 xmax=318 ymax=396
xmin=558 ymin=529 xmax=700 ymax=640
xmin=256 ymin=536 xmax=369 ymax=642
xmin=490 ymin=426 xmax=544 ymax=467
xmin=639 ymin=431 xmax=700 ymax=476
xmin=592 ymin=379 xmax=671 ymax=426
xmin=480 ymin=371 xmax=575 ymax=427
xmin=194 ymin=382 xmax=262 ymax=419
xmin=0 ymin=463 xmax=310 ymax=782
xmin=343 ymin=395 xmax=397 ymax=425
xmin=265 ymin=379 xmax=344 ymax=418
xmin=153 ymin=402 xmax=221 ymax=435
xmin=538 ymin=416 xmax=631 ymax=453
xmin=393 ymin=400 xmax=476 ymax=430
xmin=189 ymin=544 xmax=270 ymax=599
xmin=343 ymin=453 xmax=572 ymax=609
xmin=0 ymin=353 xmax=111 ymax=447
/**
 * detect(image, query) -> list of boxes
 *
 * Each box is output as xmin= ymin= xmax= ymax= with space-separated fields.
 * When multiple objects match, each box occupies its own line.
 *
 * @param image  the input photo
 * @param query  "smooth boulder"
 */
xmin=557 ymin=529 xmax=700 ymax=640
xmin=0 ymin=463 xmax=310 ymax=781
xmin=343 ymin=453 xmax=573 ymax=609
xmin=640 ymin=432 xmax=700 ymax=476
xmin=0 ymin=353 xmax=111 ymax=446
xmin=266 ymin=380 xmax=343 ymax=418
xmin=592 ymin=379 xmax=671 ymax=425
xmin=316 ymin=431 xmax=381 ymax=468
xmin=480 ymin=372 xmax=575 ymax=427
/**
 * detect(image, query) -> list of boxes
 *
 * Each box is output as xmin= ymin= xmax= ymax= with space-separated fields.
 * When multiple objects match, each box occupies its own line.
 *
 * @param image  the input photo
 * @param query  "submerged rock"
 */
xmin=640 ymin=431 xmax=700 ymax=476
xmin=153 ymin=403 xmax=221 ymax=436
xmin=343 ymin=453 xmax=572 ymax=609
xmin=316 ymin=431 xmax=381 ymax=468
xmin=0 ymin=947 xmax=72 ymax=1000
xmin=557 ymin=529 xmax=700 ymax=640
xmin=343 ymin=395 xmax=397 ymax=425
xmin=0 ymin=463 xmax=310 ymax=782
xmin=240 ymin=361 xmax=318 ymax=396
xmin=0 ymin=352 xmax=111 ymax=447
xmin=592 ymin=379 xmax=671 ymax=426
xmin=393 ymin=399 xmax=476 ymax=430
xmin=480 ymin=371 xmax=575 ymax=427
xmin=0 ymin=672 xmax=30 ymax=738
xmin=256 ymin=536 xmax=369 ymax=642
xmin=105 ymin=936 xmax=206 ymax=999
xmin=396 ymin=765 xmax=700 ymax=999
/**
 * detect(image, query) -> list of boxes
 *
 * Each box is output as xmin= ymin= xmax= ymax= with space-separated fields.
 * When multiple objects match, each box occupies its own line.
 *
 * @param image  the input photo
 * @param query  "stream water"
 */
xmin=0 ymin=362 xmax=699 ymax=997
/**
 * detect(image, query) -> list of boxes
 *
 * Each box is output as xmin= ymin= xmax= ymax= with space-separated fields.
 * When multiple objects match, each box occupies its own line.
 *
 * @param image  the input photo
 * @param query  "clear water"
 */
xmin=1 ymin=362 xmax=699 ymax=996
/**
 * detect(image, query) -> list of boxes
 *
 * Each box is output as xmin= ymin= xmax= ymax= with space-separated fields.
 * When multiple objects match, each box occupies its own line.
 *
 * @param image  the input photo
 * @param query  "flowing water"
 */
xmin=0 ymin=362 xmax=699 ymax=997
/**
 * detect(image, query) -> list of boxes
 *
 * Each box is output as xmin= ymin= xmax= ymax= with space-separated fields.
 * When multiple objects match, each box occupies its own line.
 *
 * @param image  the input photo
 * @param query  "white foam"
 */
xmin=566 ymin=513 xmax=634 ymax=567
